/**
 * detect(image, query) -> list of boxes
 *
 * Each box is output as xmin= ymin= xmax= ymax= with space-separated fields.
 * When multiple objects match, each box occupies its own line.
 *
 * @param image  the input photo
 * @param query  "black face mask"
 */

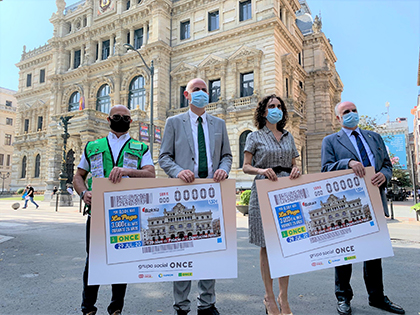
xmin=109 ymin=117 xmax=130 ymax=132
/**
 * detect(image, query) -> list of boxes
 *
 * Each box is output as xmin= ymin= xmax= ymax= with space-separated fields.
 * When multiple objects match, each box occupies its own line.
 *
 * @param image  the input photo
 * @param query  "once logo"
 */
xmin=170 ymin=261 xmax=193 ymax=269
xmin=335 ymin=246 xmax=355 ymax=255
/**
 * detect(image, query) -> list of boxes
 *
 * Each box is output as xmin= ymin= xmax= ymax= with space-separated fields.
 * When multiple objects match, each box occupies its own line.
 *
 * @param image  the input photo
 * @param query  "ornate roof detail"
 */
xmin=198 ymin=54 xmax=227 ymax=69
xmin=228 ymin=45 xmax=262 ymax=61
xmin=170 ymin=62 xmax=197 ymax=77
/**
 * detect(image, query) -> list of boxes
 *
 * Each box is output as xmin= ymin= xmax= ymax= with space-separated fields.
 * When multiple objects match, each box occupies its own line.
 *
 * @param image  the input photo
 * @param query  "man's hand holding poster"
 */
xmin=88 ymin=178 xmax=237 ymax=285
xmin=256 ymin=167 xmax=393 ymax=278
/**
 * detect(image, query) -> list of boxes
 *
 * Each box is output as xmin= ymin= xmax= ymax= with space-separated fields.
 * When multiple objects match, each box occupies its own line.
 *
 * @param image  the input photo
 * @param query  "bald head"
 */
xmin=109 ymin=104 xmax=130 ymax=117
xmin=185 ymin=78 xmax=207 ymax=95
xmin=108 ymin=105 xmax=132 ymax=136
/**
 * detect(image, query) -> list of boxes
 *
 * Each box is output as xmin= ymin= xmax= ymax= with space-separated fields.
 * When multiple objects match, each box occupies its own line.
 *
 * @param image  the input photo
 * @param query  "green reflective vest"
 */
xmin=85 ymin=136 xmax=148 ymax=190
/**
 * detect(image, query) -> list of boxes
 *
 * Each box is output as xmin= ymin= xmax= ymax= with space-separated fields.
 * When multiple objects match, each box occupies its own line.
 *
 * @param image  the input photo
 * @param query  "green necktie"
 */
xmin=197 ymin=116 xmax=208 ymax=178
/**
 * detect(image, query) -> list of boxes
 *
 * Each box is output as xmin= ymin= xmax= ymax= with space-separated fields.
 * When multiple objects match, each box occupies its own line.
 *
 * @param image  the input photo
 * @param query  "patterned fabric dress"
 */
xmin=244 ymin=126 xmax=299 ymax=247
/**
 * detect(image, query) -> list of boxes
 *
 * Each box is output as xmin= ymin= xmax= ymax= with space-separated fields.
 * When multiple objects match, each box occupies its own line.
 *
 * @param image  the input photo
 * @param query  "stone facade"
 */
xmin=307 ymin=194 xmax=372 ymax=236
xmin=143 ymin=202 xmax=219 ymax=244
xmin=11 ymin=0 xmax=343 ymax=194
xmin=0 ymin=87 xmax=17 ymax=192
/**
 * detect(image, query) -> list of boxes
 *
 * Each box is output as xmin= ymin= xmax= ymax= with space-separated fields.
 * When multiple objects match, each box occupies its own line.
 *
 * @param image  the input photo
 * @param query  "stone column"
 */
xmin=70 ymin=49 xmax=75 ymax=70
xmin=129 ymin=28 xmax=135 ymax=47
xmin=97 ymin=40 xmax=103 ymax=61
xmin=144 ymin=23 xmax=148 ymax=45
xmin=80 ymin=45 xmax=85 ymax=65
xmin=114 ymin=69 xmax=121 ymax=104
xmin=110 ymin=36 xmax=115 ymax=56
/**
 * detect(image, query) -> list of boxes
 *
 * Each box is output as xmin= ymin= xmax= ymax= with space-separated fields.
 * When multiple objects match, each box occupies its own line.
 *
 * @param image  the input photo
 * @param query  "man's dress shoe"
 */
xmin=337 ymin=300 xmax=351 ymax=315
xmin=197 ymin=306 xmax=220 ymax=315
xmin=369 ymin=296 xmax=405 ymax=314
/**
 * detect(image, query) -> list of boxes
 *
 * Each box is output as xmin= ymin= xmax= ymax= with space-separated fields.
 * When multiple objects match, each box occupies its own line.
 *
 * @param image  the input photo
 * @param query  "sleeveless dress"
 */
xmin=244 ymin=126 xmax=299 ymax=247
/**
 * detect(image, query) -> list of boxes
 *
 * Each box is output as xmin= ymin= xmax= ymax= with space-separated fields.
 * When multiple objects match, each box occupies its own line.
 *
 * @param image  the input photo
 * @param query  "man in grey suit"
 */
xmin=159 ymin=78 xmax=232 ymax=315
xmin=321 ymin=101 xmax=404 ymax=315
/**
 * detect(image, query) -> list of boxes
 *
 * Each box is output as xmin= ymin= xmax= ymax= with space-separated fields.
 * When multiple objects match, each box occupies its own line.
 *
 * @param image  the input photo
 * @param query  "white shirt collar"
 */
xmin=342 ymin=127 xmax=361 ymax=138
xmin=189 ymin=109 xmax=207 ymax=124
xmin=107 ymin=132 xmax=131 ymax=141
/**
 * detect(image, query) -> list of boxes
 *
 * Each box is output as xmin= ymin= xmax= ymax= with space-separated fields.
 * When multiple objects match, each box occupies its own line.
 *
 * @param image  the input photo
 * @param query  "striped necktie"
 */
xmin=197 ymin=117 xmax=208 ymax=178
xmin=351 ymin=131 xmax=371 ymax=167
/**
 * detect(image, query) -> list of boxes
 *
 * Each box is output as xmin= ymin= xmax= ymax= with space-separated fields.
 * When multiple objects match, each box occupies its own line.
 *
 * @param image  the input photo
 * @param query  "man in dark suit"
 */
xmin=321 ymin=101 xmax=405 ymax=315
xmin=159 ymin=78 xmax=232 ymax=315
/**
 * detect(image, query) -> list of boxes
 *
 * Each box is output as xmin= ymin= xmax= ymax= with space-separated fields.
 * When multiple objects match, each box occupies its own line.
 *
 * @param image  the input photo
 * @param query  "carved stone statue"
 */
xmin=312 ymin=15 xmax=322 ymax=33
xmin=56 ymin=0 xmax=66 ymax=15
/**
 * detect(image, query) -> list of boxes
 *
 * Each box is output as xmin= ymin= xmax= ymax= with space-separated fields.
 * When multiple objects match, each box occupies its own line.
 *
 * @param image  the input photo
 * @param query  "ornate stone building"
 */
xmin=307 ymin=194 xmax=372 ymax=236
xmin=0 ymin=87 xmax=17 ymax=192
xmin=142 ymin=202 xmax=217 ymax=243
xmin=11 ymin=0 xmax=343 ymax=195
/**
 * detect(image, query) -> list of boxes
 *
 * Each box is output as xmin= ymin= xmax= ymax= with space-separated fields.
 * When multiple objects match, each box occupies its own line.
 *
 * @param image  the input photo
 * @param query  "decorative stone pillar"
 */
xmin=80 ymin=45 xmax=85 ymax=65
xmin=110 ymin=36 xmax=115 ymax=56
xmin=70 ymin=49 xmax=75 ymax=70
xmin=97 ymin=40 xmax=103 ymax=62
xmin=129 ymin=28 xmax=135 ymax=47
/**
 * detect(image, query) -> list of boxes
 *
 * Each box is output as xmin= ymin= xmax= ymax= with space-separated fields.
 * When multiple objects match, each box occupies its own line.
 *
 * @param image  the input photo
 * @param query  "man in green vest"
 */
xmin=74 ymin=105 xmax=155 ymax=315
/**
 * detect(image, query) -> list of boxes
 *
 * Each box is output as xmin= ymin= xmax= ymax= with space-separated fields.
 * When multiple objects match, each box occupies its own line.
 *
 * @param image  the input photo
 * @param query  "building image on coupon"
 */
xmin=307 ymin=194 xmax=372 ymax=236
xmin=141 ymin=203 xmax=221 ymax=244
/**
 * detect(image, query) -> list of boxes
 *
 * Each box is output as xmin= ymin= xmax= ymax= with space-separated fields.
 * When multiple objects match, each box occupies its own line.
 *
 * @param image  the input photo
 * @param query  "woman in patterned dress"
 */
xmin=243 ymin=95 xmax=301 ymax=315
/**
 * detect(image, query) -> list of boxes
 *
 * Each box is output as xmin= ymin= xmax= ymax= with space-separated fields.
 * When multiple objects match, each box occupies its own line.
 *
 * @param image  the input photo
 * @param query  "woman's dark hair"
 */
xmin=253 ymin=94 xmax=288 ymax=131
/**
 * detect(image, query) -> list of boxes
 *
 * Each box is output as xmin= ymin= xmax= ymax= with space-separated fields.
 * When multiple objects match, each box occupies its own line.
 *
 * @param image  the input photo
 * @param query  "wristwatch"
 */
xmin=80 ymin=189 xmax=88 ymax=200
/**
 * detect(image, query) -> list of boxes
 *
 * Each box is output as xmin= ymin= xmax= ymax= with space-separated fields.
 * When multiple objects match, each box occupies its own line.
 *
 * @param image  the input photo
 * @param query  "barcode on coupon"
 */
xmin=309 ymin=227 xmax=351 ymax=244
xmin=110 ymin=193 xmax=153 ymax=207
xmin=273 ymin=188 xmax=309 ymax=205
xmin=142 ymin=241 xmax=194 ymax=253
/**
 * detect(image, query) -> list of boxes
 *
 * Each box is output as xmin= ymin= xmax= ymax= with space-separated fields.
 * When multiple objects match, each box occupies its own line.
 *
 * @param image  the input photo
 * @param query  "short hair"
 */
xmin=334 ymin=102 xmax=342 ymax=116
xmin=254 ymin=94 xmax=288 ymax=131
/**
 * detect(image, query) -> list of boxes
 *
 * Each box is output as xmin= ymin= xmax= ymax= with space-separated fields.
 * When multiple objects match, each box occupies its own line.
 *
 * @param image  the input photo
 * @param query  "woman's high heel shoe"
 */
xmin=277 ymin=297 xmax=293 ymax=315
xmin=263 ymin=299 xmax=281 ymax=315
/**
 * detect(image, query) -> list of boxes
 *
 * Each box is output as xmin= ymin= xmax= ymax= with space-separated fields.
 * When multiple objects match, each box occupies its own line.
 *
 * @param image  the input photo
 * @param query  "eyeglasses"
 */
xmin=110 ymin=114 xmax=131 ymax=122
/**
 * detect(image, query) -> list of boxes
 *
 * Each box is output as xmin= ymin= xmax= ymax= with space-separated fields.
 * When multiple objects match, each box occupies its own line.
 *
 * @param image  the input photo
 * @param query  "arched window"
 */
xmin=96 ymin=84 xmax=111 ymax=113
xmin=34 ymin=154 xmax=41 ymax=178
xmin=21 ymin=156 xmax=27 ymax=178
xmin=68 ymin=91 xmax=81 ymax=112
xmin=128 ymin=76 xmax=146 ymax=110
xmin=239 ymin=130 xmax=252 ymax=168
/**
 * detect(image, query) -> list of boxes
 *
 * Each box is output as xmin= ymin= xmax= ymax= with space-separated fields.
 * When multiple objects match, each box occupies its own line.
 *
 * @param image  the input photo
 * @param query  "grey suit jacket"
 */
xmin=321 ymin=128 xmax=392 ymax=216
xmin=158 ymin=111 xmax=232 ymax=178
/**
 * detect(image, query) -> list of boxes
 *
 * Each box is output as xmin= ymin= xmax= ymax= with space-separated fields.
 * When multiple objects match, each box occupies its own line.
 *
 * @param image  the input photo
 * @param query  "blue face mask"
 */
xmin=190 ymin=90 xmax=209 ymax=108
xmin=342 ymin=112 xmax=359 ymax=128
xmin=266 ymin=107 xmax=283 ymax=124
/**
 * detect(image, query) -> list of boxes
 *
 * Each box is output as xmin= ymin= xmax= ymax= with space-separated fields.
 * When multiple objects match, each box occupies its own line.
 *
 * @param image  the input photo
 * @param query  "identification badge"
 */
xmin=90 ymin=153 xmax=105 ymax=178
xmin=129 ymin=141 xmax=143 ymax=150
xmin=123 ymin=152 xmax=138 ymax=169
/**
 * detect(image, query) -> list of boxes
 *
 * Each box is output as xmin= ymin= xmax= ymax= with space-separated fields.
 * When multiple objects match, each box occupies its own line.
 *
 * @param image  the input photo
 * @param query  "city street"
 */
xmin=0 ymin=199 xmax=419 ymax=315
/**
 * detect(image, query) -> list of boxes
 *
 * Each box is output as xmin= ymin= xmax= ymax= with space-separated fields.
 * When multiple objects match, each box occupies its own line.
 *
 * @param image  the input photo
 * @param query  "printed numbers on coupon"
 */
xmin=208 ymin=199 xmax=218 ymax=205
xmin=159 ymin=197 xmax=170 ymax=203
xmin=314 ymin=190 xmax=323 ymax=197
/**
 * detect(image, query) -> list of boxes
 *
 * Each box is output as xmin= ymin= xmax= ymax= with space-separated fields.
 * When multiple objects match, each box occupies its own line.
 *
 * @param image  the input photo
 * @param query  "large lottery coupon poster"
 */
xmin=88 ymin=178 xmax=237 ymax=285
xmin=256 ymin=167 xmax=394 ymax=278
xmin=103 ymin=183 xmax=226 ymax=264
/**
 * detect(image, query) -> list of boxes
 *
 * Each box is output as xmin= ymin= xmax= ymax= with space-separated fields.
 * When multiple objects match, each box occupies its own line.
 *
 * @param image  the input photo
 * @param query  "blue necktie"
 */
xmin=352 ymin=131 xmax=371 ymax=167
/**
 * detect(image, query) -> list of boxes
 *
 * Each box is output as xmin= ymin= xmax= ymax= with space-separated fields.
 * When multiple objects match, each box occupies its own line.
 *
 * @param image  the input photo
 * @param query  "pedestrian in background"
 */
xmin=242 ymin=94 xmax=300 ymax=315
xmin=22 ymin=184 xmax=39 ymax=209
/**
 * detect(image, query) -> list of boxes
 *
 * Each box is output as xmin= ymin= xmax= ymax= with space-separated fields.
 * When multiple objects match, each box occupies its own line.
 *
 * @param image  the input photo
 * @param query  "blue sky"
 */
xmin=0 ymin=0 xmax=419 ymax=130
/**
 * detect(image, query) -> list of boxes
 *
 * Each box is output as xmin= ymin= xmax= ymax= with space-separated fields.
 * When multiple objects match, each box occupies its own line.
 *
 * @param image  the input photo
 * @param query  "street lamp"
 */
xmin=58 ymin=115 xmax=73 ymax=194
xmin=0 ymin=172 xmax=10 ymax=192
xmin=123 ymin=43 xmax=154 ymax=158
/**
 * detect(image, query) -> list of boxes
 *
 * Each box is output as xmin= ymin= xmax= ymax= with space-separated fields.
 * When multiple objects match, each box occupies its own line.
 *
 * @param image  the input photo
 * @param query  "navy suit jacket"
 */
xmin=321 ymin=128 xmax=392 ymax=216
